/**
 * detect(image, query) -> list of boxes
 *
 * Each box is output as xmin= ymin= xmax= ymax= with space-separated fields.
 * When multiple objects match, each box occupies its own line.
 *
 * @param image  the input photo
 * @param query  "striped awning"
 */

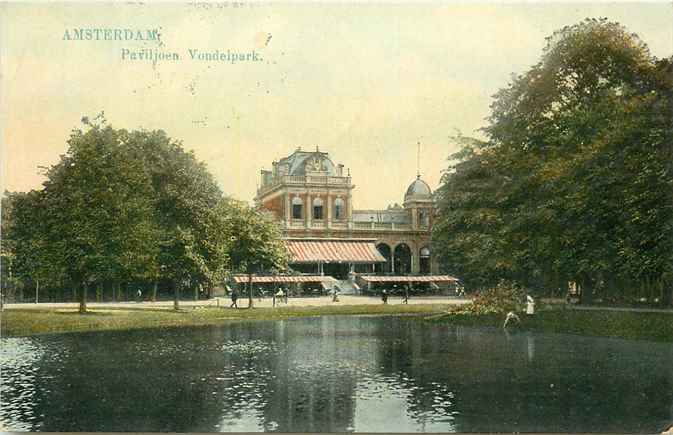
xmin=359 ymin=275 xmax=459 ymax=283
xmin=285 ymin=239 xmax=386 ymax=264
xmin=233 ymin=275 xmax=337 ymax=284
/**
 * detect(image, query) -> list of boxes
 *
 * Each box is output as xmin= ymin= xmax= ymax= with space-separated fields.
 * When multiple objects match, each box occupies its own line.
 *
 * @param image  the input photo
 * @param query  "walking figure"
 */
xmin=136 ymin=289 xmax=142 ymax=303
xmin=403 ymin=285 xmax=409 ymax=304
xmin=382 ymin=289 xmax=388 ymax=305
xmin=230 ymin=288 xmax=239 ymax=308
xmin=332 ymin=287 xmax=340 ymax=302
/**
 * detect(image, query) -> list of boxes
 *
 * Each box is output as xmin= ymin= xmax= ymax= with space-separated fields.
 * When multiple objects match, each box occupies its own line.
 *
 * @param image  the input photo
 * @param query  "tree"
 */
xmin=433 ymin=136 xmax=513 ymax=290
xmin=434 ymin=19 xmax=673 ymax=305
xmin=3 ymin=190 xmax=60 ymax=304
xmin=124 ymin=129 xmax=227 ymax=309
xmin=36 ymin=117 xmax=161 ymax=313
xmin=221 ymin=199 xmax=289 ymax=308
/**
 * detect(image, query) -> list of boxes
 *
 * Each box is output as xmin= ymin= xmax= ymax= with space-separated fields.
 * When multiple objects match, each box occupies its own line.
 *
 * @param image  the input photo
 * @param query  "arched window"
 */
xmin=394 ymin=243 xmax=412 ymax=275
xmin=313 ymin=197 xmax=324 ymax=220
xmin=292 ymin=196 xmax=303 ymax=219
xmin=334 ymin=198 xmax=344 ymax=220
xmin=420 ymin=246 xmax=430 ymax=274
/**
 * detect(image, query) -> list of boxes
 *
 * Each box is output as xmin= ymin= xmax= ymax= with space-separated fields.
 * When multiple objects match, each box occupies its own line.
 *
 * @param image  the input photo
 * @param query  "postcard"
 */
xmin=1 ymin=1 xmax=672 ymax=434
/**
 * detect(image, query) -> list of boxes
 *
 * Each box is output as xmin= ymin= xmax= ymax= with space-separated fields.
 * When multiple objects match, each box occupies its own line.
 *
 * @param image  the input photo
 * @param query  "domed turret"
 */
xmin=404 ymin=175 xmax=432 ymax=202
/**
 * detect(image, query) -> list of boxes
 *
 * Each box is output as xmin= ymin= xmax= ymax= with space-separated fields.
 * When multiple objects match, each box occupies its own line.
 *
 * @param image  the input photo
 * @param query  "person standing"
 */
xmin=403 ymin=285 xmax=409 ymax=304
xmin=230 ymin=288 xmax=239 ymax=308
xmin=382 ymin=289 xmax=388 ymax=305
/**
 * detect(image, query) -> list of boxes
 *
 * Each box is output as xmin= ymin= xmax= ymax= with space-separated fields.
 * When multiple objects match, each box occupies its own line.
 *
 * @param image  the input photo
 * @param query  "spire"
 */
xmin=416 ymin=140 xmax=421 ymax=177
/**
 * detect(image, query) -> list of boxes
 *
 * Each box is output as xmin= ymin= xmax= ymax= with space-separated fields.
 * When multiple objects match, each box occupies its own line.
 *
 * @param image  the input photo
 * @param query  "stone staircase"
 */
xmin=334 ymin=279 xmax=360 ymax=295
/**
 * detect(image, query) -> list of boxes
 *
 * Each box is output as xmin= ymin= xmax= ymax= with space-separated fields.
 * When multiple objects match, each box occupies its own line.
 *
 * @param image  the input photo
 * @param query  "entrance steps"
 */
xmin=334 ymin=279 xmax=360 ymax=295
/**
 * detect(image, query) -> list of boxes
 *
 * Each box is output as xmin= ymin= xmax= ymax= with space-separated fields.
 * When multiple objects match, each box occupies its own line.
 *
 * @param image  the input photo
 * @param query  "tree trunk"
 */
xmin=152 ymin=281 xmax=158 ymax=302
xmin=193 ymin=285 xmax=198 ymax=301
xmin=580 ymin=278 xmax=594 ymax=305
xmin=247 ymin=273 xmax=254 ymax=309
xmin=661 ymin=279 xmax=672 ymax=308
xmin=79 ymin=282 xmax=88 ymax=314
xmin=35 ymin=279 xmax=40 ymax=304
xmin=174 ymin=282 xmax=180 ymax=311
xmin=112 ymin=282 xmax=117 ymax=302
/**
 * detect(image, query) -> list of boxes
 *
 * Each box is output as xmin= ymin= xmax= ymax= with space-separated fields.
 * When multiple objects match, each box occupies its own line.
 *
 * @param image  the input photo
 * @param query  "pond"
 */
xmin=1 ymin=316 xmax=672 ymax=433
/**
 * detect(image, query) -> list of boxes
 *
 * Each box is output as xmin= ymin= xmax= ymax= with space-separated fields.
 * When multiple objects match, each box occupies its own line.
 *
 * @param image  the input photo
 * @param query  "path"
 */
xmin=3 ymin=295 xmax=472 ymax=311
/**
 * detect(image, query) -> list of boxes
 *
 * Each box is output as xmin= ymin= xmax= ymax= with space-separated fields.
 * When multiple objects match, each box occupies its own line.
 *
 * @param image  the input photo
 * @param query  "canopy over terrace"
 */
xmin=284 ymin=238 xmax=386 ymax=277
xmin=232 ymin=275 xmax=337 ymax=284
xmin=358 ymin=275 xmax=459 ymax=283
xmin=357 ymin=275 xmax=461 ymax=294
xmin=232 ymin=275 xmax=338 ymax=295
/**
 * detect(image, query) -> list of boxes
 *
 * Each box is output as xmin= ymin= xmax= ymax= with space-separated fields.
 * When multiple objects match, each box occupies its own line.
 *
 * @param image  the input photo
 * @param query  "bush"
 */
xmin=450 ymin=280 xmax=525 ymax=315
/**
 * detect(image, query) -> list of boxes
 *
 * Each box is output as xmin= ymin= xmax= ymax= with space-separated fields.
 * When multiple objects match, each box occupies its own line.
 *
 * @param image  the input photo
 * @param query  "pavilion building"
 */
xmin=253 ymin=147 xmax=457 ymax=293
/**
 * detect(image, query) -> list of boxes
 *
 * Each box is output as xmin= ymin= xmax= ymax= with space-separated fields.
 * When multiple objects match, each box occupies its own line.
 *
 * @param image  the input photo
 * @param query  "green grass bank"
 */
xmin=430 ymin=308 xmax=673 ymax=342
xmin=1 ymin=304 xmax=451 ymax=337
xmin=2 ymin=305 xmax=671 ymax=342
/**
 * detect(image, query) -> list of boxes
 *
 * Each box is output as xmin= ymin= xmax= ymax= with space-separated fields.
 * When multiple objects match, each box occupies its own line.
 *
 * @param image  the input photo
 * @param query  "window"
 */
xmin=420 ymin=247 xmax=431 ymax=274
xmin=292 ymin=197 xmax=303 ymax=219
xmin=419 ymin=209 xmax=430 ymax=227
xmin=313 ymin=197 xmax=323 ymax=220
xmin=334 ymin=198 xmax=344 ymax=219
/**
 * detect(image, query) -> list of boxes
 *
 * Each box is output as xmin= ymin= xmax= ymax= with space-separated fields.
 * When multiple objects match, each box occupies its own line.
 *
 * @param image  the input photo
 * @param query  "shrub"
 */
xmin=450 ymin=280 xmax=525 ymax=315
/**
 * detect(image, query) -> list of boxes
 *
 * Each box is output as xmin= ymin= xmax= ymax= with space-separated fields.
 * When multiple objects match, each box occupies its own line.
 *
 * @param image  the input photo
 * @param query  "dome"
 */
xmin=277 ymin=149 xmax=338 ymax=176
xmin=404 ymin=175 xmax=432 ymax=201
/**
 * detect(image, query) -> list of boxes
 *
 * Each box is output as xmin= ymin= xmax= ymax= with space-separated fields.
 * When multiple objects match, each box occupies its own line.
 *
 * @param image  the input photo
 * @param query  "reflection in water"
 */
xmin=1 ymin=316 xmax=672 ymax=433
xmin=1 ymin=338 xmax=45 ymax=431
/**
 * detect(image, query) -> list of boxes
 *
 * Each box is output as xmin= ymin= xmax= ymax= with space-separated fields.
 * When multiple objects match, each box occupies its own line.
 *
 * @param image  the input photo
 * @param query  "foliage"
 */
xmin=433 ymin=19 xmax=673 ymax=305
xmin=1 ymin=115 xmax=286 ymax=312
xmin=448 ymin=281 xmax=524 ymax=315
xmin=220 ymin=198 xmax=290 ymax=307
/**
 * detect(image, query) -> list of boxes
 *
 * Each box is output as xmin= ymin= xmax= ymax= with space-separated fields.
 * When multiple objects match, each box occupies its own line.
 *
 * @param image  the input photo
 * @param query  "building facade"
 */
xmin=255 ymin=147 xmax=438 ymax=279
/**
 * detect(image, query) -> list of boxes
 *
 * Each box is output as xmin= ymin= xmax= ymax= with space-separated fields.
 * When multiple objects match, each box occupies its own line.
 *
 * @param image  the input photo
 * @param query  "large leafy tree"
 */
xmin=221 ymin=199 xmax=289 ymax=308
xmin=2 ymin=190 xmax=61 ymax=304
xmin=38 ymin=118 xmax=161 ymax=312
xmin=434 ymin=19 xmax=673 ymax=305
xmin=432 ymin=136 xmax=512 ymax=290
xmin=123 ymin=129 xmax=227 ymax=309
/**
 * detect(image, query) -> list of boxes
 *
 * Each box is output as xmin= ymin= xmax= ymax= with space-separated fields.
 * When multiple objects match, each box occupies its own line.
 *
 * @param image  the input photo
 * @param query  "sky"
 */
xmin=2 ymin=2 xmax=672 ymax=209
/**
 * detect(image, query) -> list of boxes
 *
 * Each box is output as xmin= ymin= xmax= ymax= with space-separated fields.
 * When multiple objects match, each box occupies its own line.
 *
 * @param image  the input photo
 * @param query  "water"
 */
xmin=1 ymin=316 xmax=672 ymax=433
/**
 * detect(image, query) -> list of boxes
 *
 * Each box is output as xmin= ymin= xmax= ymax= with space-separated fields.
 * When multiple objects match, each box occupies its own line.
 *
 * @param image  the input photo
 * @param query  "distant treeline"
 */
xmin=432 ymin=19 xmax=673 ymax=306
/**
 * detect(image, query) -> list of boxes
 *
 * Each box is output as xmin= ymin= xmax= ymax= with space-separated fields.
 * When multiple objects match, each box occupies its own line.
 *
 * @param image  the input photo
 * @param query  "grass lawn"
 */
xmin=3 ymin=304 xmax=671 ymax=343
xmin=430 ymin=308 xmax=673 ymax=342
xmin=1 ymin=303 xmax=452 ymax=337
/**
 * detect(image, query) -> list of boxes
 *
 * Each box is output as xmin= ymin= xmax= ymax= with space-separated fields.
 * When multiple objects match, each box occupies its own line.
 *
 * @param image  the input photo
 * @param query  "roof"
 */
xmin=404 ymin=175 xmax=433 ymax=201
xmin=233 ymin=275 xmax=337 ymax=283
xmin=285 ymin=239 xmax=387 ymax=263
xmin=359 ymin=275 xmax=459 ymax=283
xmin=277 ymin=149 xmax=338 ymax=176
